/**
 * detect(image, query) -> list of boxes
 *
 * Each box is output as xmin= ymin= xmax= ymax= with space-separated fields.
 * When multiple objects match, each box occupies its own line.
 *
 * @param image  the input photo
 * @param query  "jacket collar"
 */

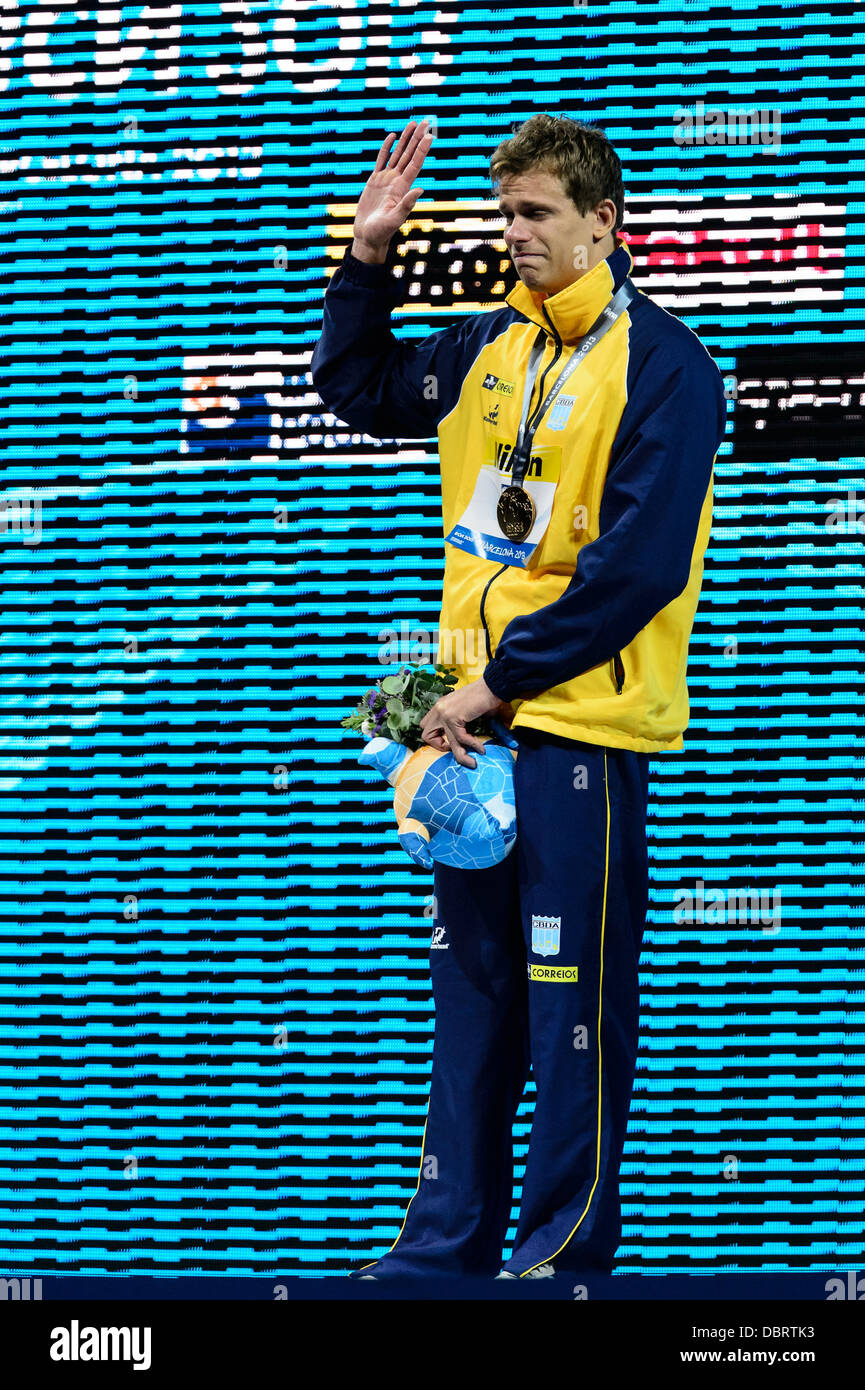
xmin=505 ymin=237 xmax=634 ymax=343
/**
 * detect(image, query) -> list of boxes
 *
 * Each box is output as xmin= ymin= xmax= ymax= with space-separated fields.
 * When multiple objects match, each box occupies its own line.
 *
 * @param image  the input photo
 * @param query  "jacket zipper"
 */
xmin=612 ymin=651 xmax=625 ymax=693
xmin=480 ymin=309 xmax=562 ymax=658
xmin=480 ymin=563 xmax=509 ymax=659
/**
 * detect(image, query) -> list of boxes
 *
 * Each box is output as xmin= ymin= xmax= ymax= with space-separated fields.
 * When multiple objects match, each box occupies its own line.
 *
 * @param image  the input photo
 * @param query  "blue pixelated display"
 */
xmin=0 ymin=1 xmax=861 ymax=1280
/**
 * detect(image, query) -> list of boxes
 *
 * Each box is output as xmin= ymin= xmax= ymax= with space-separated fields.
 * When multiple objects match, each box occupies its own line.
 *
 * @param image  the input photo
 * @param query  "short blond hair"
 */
xmin=490 ymin=114 xmax=625 ymax=231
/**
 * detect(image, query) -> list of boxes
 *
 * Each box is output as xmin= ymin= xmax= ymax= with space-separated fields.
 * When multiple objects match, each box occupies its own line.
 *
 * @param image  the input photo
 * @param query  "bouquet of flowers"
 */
xmin=341 ymin=661 xmax=495 ymax=750
xmin=342 ymin=661 xmax=517 ymax=869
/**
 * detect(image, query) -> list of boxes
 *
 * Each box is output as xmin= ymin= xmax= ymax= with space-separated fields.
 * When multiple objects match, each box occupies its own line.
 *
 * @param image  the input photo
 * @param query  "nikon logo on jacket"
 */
xmin=312 ymin=236 xmax=726 ymax=754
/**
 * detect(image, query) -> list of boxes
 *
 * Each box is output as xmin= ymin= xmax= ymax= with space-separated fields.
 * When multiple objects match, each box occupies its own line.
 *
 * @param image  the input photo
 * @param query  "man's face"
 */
xmin=498 ymin=168 xmax=615 ymax=297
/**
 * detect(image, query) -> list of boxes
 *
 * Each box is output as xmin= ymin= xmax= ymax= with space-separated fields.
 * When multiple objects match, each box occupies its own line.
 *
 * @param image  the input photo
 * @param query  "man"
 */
xmin=311 ymin=115 xmax=725 ymax=1279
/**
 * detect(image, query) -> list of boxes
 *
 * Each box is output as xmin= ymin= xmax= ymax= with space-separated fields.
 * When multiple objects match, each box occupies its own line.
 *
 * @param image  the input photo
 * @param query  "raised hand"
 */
xmin=351 ymin=119 xmax=434 ymax=263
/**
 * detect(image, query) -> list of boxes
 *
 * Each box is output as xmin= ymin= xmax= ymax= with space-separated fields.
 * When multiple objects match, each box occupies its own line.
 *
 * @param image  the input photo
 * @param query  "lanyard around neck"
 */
xmin=509 ymin=279 xmax=636 ymax=488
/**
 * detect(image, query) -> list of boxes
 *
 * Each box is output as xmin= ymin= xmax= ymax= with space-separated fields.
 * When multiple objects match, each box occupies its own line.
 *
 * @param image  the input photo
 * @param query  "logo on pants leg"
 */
xmin=527 ymin=963 xmax=578 ymax=982
xmin=531 ymin=914 xmax=561 ymax=957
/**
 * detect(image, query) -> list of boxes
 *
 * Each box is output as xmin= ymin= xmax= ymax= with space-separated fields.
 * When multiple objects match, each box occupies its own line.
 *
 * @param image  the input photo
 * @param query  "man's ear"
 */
xmin=592 ymin=198 xmax=617 ymax=243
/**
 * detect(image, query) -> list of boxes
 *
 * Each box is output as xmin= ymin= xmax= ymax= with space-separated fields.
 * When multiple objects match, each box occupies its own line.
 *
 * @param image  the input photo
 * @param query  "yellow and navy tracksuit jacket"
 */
xmin=311 ymin=236 xmax=726 ymax=753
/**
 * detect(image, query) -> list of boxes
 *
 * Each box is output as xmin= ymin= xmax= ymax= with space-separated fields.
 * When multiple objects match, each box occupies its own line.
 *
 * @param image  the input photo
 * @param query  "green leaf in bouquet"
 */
xmin=380 ymin=672 xmax=409 ymax=696
xmin=344 ymin=659 xmax=476 ymax=747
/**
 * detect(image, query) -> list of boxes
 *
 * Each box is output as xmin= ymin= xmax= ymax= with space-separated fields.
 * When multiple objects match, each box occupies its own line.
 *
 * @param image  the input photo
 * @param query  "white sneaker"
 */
xmin=496 ymin=1262 xmax=556 ymax=1279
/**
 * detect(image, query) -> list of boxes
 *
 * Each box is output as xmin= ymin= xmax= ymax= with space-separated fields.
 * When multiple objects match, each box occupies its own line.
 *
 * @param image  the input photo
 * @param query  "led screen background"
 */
xmin=1 ymin=1 xmax=863 ymax=1279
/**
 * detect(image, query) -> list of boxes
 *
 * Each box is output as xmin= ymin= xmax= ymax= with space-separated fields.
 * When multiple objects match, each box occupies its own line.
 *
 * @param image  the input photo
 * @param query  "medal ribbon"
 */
xmin=508 ymin=278 xmax=637 ymax=488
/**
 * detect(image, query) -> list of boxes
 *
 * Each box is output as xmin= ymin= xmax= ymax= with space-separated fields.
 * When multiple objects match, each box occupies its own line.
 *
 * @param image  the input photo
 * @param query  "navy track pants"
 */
xmin=357 ymin=725 xmax=651 ymax=1278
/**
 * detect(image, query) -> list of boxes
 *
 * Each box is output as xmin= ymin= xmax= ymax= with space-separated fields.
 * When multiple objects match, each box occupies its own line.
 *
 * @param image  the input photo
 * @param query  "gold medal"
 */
xmin=496 ymin=485 xmax=536 ymax=542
